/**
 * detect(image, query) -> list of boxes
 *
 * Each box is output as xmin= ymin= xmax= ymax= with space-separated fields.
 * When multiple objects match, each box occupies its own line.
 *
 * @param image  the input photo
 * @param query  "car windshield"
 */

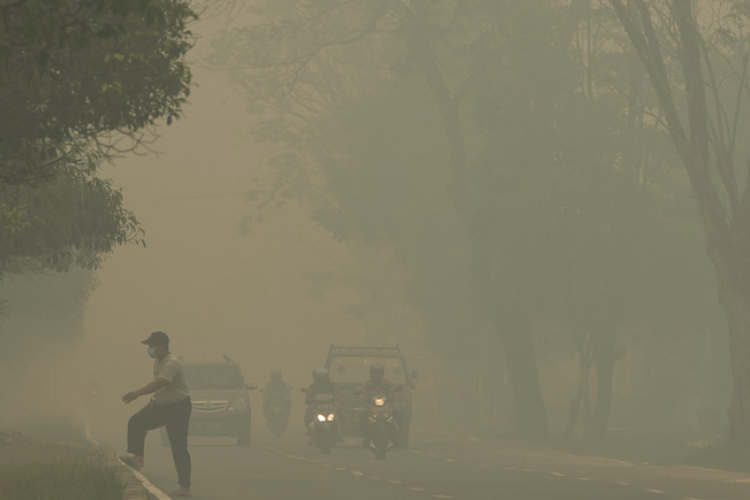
xmin=328 ymin=356 xmax=407 ymax=384
xmin=185 ymin=365 xmax=245 ymax=389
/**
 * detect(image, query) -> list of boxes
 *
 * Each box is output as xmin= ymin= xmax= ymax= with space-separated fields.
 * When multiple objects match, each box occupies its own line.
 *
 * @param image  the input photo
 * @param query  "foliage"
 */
xmin=608 ymin=0 xmax=750 ymax=443
xmin=0 ymin=0 xmax=196 ymax=185
xmin=313 ymin=84 xmax=480 ymax=360
xmin=0 ymin=167 xmax=142 ymax=275
xmin=211 ymin=0 xmax=723 ymax=439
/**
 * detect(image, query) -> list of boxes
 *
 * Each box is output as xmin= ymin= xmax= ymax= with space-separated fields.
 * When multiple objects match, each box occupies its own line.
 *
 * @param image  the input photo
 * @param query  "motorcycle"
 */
xmin=301 ymin=388 xmax=340 ymax=454
xmin=262 ymin=389 xmax=291 ymax=438
xmin=364 ymin=392 xmax=400 ymax=460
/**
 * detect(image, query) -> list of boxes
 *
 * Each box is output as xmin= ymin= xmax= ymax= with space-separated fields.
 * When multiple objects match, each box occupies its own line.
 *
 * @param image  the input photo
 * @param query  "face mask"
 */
xmin=147 ymin=347 xmax=158 ymax=359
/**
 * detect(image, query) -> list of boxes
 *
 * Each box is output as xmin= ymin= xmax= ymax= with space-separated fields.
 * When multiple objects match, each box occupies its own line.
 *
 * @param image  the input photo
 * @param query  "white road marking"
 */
xmin=616 ymin=482 xmax=630 ymax=486
xmin=729 ymin=479 xmax=750 ymax=483
xmin=683 ymin=497 xmax=704 ymax=500
xmin=645 ymin=489 xmax=665 ymax=494
xmin=427 ymin=454 xmax=439 ymax=458
xmin=388 ymin=480 xmax=403 ymax=485
xmin=575 ymin=477 xmax=591 ymax=481
xmin=352 ymin=471 xmax=365 ymax=476
xmin=369 ymin=477 xmax=382 ymax=481
xmin=432 ymin=495 xmax=452 ymax=499
xmin=335 ymin=467 xmax=348 ymax=471
xmin=408 ymin=487 xmax=428 ymax=492
xmin=549 ymin=472 xmax=566 ymax=477
xmin=285 ymin=455 xmax=296 ymax=459
xmin=521 ymin=469 xmax=535 ymax=472
xmin=445 ymin=459 xmax=456 ymax=463
xmin=505 ymin=467 xmax=516 ymax=471
xmin=320 ymin=463 xmax=331 ymax=467
xmin=479 ymin=464 xmax=492 ymax=468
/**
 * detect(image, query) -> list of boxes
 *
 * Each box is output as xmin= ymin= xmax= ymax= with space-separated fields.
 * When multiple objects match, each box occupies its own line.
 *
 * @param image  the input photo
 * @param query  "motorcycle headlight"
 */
xmin=326 ymin=413 xmax=335 ymax=421
xmin=317 ymin=414 xmax=327 ymax=422
xmin=230 ymin=398 xmax=248 ymax=410
xmin=374 ymin=397 xmax=385 ymax=407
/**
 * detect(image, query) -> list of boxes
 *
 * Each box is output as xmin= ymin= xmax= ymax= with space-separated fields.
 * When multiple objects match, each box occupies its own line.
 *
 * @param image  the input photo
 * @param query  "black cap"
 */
xmin=141 ymin=331 xmax=169 ymax=347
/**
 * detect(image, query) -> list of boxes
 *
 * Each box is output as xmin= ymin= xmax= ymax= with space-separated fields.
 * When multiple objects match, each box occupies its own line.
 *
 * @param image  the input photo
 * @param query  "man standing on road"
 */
xmin=120 ymin=331 xmax=192 ymax=498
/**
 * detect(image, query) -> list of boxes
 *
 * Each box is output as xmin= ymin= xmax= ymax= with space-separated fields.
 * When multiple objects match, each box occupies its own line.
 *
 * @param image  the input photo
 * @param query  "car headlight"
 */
xmin=317 ymin=414 xmax=327 ymax=422
xmin=326 ymin=413 xmax=335 ymax=421
xmin=229 ymin=398 xmax=248 ymax=410
xmin=374 ymin=397 xmax=385 ymax=407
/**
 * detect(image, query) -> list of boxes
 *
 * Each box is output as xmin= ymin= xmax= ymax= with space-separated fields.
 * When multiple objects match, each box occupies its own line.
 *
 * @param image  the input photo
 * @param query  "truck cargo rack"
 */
xmin=328 ymin=345 xmax=402 ymax=357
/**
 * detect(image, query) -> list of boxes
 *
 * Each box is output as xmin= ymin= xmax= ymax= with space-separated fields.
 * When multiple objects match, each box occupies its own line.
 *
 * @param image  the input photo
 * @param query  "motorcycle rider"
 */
xmin=304 ymin=367 xmax=338 ymax=443
xmin=263 ymin=370 xmax=291 ymax=419
xmin=359 ymin=363 xmax=397 ymax=447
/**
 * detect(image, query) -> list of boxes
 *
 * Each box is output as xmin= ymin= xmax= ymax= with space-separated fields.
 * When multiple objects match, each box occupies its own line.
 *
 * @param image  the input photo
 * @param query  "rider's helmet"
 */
xmin=271 ymin=370 xmax=282 ymax=381
xmin=370 ymin=363 xmax=385 ymax=381
xmin=312 ymin=367 xmax=329 ymax=384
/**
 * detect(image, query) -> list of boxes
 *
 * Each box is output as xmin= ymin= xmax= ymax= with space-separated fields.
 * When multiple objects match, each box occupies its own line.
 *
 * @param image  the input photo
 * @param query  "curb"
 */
xmin=117 ymin=458 xmax=172 ymax=500
xmin=87 ymin=434 xmax=170 ymax=500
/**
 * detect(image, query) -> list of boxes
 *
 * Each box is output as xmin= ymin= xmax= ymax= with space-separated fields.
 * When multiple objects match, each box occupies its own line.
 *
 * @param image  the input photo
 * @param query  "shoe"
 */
xmin=119 ymin=456 xmax=142 ymax=471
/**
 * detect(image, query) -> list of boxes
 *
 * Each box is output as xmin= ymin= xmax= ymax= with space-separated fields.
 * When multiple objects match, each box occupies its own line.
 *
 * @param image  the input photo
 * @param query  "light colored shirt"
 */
xmin=153 ymin=353 xmax=190 ymax=405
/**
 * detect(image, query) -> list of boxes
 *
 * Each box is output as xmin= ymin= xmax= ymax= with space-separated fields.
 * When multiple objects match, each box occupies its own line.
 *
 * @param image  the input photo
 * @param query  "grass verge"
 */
xmin=683 ymin=441 xmax=750 ymax=473
xmin=0 ymin=446 xmax=123 ymax=500
xmin=557 ymin=433 xmax=750 ymax=473
xmin=555 ymin=434 xmax=690 ymax=466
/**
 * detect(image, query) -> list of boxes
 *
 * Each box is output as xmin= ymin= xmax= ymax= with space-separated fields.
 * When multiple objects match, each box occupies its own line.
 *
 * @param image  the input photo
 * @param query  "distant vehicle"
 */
xmin=300 ymin=388 xmax=340 ymax=454
xmin=261 ymin=387 xmax=292 ymax=438
xmin=161 ymin=355 xmax=257 ymax=446
xmin=324 ymin=345 xmax=416 ymax=447
xmin=362 ymin=389 xmax=400 ymax=459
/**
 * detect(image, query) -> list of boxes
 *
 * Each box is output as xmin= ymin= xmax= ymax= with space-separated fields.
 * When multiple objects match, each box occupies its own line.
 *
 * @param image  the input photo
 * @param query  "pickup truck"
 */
xmin=324 ymin=345 xmax=416 ymax=446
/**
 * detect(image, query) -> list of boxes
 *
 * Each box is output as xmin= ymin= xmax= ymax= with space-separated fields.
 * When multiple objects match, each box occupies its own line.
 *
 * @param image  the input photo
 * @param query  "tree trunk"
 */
xmin=589 ymin=357 xmax=615 ymax=443
xmin=563 ymin=346 xmax=593 ymax=440
xmin=722 ymin=289 xmax=750 ymax=444
xmin=409 ymin=0 xmax=469 ymax=211
xmin=501 ymin=330 xmax=550 ymax=440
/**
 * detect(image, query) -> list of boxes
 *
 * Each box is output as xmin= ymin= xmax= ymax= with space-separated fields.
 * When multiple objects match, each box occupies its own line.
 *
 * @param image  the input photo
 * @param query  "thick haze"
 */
xmin=0 ymin=0 xmax=738 ymax=455
xmin=3 ymin=64 xmax=368 ymax=435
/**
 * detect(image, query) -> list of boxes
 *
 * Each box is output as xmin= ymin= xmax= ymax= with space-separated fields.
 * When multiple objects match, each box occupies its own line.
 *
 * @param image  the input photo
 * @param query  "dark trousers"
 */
xmin=127 ymin=397 xmax=192 ymax=487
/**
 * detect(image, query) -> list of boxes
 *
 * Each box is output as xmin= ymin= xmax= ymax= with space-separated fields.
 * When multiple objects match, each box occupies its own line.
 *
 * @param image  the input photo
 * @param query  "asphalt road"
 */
xmin=101 ymin=428 xmax=750 ymax=500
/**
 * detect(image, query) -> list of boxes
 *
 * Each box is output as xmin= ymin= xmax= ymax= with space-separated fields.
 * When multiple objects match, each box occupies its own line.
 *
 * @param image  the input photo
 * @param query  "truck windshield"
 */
xmin=185 ymin=365 xmax=245 ymax=389
xmin=328 ymin=356 xmax=407 ymax=384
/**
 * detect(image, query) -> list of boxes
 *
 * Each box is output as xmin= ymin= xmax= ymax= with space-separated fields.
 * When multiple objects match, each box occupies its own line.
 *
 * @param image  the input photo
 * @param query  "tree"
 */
xmin=211 ymin=0 xmax=558 ymax=439
xmin=0 ymin=0 xmax=195 ymax=353
xmin=610 ymin=0 xmax=750 ymax=445
xmin=0 ymin=0 xmax=195 ymax=185
xmin=470 ymin=0 xmax=719 ymax=442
